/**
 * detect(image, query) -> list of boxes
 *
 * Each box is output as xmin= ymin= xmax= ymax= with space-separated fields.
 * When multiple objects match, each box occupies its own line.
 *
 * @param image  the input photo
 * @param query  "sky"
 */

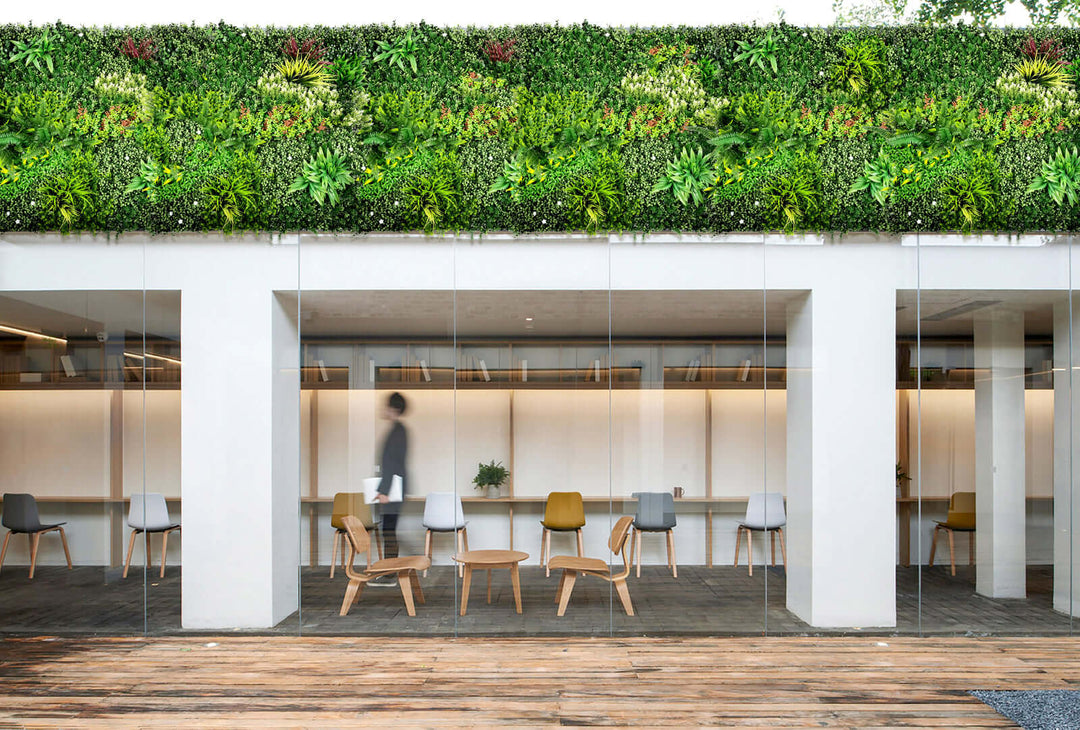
xmin=0 ymin=0 xmax=1038 ymax=27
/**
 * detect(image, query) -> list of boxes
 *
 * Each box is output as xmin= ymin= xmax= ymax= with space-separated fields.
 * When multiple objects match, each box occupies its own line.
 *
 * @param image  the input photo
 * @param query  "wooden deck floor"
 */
xmin=1 ymin=636 xmax=1078 ymax=727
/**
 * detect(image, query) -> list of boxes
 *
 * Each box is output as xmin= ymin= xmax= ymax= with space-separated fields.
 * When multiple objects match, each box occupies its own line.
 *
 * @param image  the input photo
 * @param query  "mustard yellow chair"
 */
xmin=330 ymin=493 xmax=381 ymax=578
xmin=929 ymin=491 xmax=975 ymax=576
xmin=539 ymin=491 xmax=586 ymax=577
xmin=550 ymin=515 xmax=634 ymax=617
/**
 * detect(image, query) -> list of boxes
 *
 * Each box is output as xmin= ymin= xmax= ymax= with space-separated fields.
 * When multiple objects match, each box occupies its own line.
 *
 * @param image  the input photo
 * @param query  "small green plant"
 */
xmin=734 ymin=28 xmax=780 ymax=74
xmin=289 ymin=147 xmax=353 ymax=207
xmin=202 ymin=170 xmax=257 ymax=229
xmin=830 ymin=35 xmax=890 ymax=103
xmin=10 ymin=27 xmax=57 ymax=75
xmin=652 ymin=147 xmax=715 ymax=206
xmin=402 ymin=171 xmax=458 ymax=232
xmin=850 ymin=151 xmax=903 ymax=205
xmin=374 ymin=28 xmax=420 ymax=75
xmin=38 ymin=172 xmax=94 ymax=231
xmin=1014 ymin=57 xmax=1072 ymax=89
xmin=489 ymin=153 xmax=550 ymax=199
xmin=472 ymin=460 xmax=510 ymax=491
xmin=567 ymin=169 xmax=623 ymax=233
xmin=125 ymin=158 xmax=184 ymax=202
xmin=1028 ymin=146 xmax=1080 ymax=207
xmin=940 ymin=157 xmax=1000 ymax=232
xmin=276 ymin=58 xmax=333 ymax=88
xmin=331 ymin=56 xmax=367 ymax=85
xmin=763 ymin=168 xmax=820 ymax=231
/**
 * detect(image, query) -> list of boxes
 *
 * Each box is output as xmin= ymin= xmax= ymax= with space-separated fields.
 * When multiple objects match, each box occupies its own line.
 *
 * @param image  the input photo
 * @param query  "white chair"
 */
xmin=124 ymin=493 xmax=181 ymax=578
xmin=422 ymin=492 xmax=468 ymax=577
xmin=734 ymin=492 xmax=786 ymax=576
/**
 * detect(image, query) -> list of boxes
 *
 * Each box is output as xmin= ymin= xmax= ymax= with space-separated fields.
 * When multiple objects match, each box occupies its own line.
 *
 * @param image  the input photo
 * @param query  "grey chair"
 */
xmin=0 ymin=493 xmax=73 ymax=579
xmin=735 ymin=492 xmax=787 ymax=576
xmin=631 ymin=492 xmax=678 ymax=578
xmin=123 ymin=493 xmax=181 ymax=579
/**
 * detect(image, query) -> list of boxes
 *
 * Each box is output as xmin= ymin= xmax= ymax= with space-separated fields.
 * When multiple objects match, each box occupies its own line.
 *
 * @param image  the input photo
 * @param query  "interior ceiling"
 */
xmin=0 ymin=292 xmax=181 ymax=341
xmin=0 ymin=289 xmax=1065 ymax=342
xmin=297 ymin=290 xmax=804 ymax=338
xmin=896 ymin=291 xmax=1060 ymax=337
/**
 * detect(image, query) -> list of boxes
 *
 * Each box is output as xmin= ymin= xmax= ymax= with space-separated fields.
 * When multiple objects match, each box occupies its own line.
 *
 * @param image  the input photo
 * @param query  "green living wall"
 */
xmin=3 ymin=22 xmax=1080 ymax=234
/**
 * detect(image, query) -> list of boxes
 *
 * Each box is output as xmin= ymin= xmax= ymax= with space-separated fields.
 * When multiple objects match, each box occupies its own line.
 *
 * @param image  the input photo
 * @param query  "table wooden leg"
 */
xmin=460 ymin=564 xmax=472 ymax=616
xmin=511 ymin=562 xmax=522 ymax=614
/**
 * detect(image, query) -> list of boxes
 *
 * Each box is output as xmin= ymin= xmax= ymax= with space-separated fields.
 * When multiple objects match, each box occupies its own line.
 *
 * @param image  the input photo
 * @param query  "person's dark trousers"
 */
xmin=381 ymin=512 xmax=399 ymax=560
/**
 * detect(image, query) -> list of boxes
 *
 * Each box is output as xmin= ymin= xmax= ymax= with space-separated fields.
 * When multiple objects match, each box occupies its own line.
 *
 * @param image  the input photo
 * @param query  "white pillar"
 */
xmin=974 ymin=313 xmax=1026 ymax=599
xmin=1053 ymin=300 xmax=1080 ymax=616
xmin=180 ymin=268 xmax=300 ymax=629
xmin=785 ymin=283 xmax=896 ymax=628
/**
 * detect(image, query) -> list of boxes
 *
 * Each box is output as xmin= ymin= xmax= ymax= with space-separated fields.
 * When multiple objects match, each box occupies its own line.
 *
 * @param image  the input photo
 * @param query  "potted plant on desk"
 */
xmin=473 ymin=460 xmax=510 ymax=499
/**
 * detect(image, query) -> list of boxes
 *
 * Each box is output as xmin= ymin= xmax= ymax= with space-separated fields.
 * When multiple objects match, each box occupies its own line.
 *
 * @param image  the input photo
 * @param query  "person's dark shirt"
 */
xmin=378 ymin=421 xmax=407 ymax=512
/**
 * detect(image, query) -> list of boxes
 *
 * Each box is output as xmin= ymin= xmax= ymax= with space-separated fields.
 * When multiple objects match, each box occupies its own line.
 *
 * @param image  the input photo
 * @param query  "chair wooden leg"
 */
xmin=576 ymin=528 xmax=584 ymax=558
xmin=58 ymin=527 xmax=72 ymax=570
xmin=411 ymin=570 xmax=425 ymax=605
xmin=667 ymin=529 xmax=677 ymax=579
xmin=614 ymin=578 xmax=634 ymax=617
xmin=777 ymin=527 xmax=787 ymax=568
xmin=544 ymin=529 xmax=552 ymax=578
xmin=462 ymin=527 xmax=469 ymax=552
xmin=486 ymin=568 xmax=492 ymax=604
xmin=556 ymin=570 xmax=578 ymax=616
xmin=0 ymin=531 xmax=10 ymax=575
xmin=555 ymin=571 xmax=568 ymax=603
xmin=340 ymin=579 xmax=361 ymax=616
xmin=770 ymin=530 xmax=776 ymax=567
xmin=160 ymin=529 xmax=170 ymax=578
xmin=398 ymin=571 xmax=417 ymax=617
xmin=635 ymin=528 xmax=643 ymax=578
xmin=28 ymin=532 xmax=40 ymax=579
xmin=373 ymin=527 xmax=383 ymax=562
xmin=748 ymin=529 xmax=757 ymax=576
xmin=929 ymin=526 xmax=939 ymax=567
xmin=456 ymin=529 xmax=465 ymax=578
xmin=330 ymin=530 xmax=340 ymax=579
xmin=969 ymin=532 xmax=975 ymax=567
xmin=734 ymin=526 xmax=742 ymax=568
xmin=123 ymin=530 xmax=138 ymax=579
xmin=423 ymin=529 xmax=432 ymax=578
xmin=947 ymin=529 xmax=956 ymax=577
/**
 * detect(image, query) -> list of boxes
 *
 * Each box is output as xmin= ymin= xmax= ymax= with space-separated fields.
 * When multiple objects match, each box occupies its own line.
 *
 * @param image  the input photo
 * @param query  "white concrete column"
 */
xmin=974 ymin=312 xmax=1026 ymax=599
xmin=180 ymin=261 xmax=300 ymax=629
xmin=1053 ymin=300 xmax=1080 ymax=616
xmin=785 ymin=282 xmax=896 ymax=628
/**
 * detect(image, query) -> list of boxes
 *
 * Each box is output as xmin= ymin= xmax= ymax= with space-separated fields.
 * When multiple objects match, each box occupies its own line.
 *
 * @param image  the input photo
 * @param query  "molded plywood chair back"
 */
xmin=540 ymin=491 xmax=587 ymax=576
xmin=422 ymin=492 xmax=468 ymax=577
xmin=930 ymin=491 xmax=976 ymax=577
xmin=0 ymin=493 xmax=72 ymax=579
xmin=123 ymin=493 xmax=181 ymax=579
xmin=631 ymin=492 xmax=679 ymax=578
xmin=329 ymin=492 xmax=381 ymax=577
xmin=735 ymin=492 xmax=787 ymax=576
xmin=549 ymin=515 xmax=635 ymax=617
xmin=339 ymin=515 xmax=431 ymax=617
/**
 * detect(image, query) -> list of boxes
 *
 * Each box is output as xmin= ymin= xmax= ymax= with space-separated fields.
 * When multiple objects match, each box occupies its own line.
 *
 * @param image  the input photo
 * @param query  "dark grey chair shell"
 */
xmin=630 ymin=492 xmax=678 ymax=578
xmin=1 ymin=493 xmax=72 ymax=579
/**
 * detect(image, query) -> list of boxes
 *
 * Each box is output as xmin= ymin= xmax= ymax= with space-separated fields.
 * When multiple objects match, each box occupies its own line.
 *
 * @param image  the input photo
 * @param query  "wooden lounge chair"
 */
xmin=339 ymin=515 xmax=430 ymax=617
xmin=549 ymin=515 xmax=634 ymax=617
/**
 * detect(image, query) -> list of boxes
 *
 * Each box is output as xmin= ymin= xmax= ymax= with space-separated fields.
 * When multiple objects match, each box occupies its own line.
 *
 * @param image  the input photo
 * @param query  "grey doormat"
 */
xmin=970 ymin=690 xmax=1080 ymax=729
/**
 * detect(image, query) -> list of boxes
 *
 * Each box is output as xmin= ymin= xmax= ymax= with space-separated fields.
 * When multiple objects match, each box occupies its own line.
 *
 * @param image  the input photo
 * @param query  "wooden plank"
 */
xmin=0 ymin=636 xmax=1073 ymax=727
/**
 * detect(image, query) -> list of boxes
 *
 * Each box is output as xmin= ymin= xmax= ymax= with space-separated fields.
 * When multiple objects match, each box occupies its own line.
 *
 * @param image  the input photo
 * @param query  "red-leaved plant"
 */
xmin=283 ymin=36 xmax=327 ymax=62
xmin=120 ymin=36 xmax=156 ymax=61
xmin=484 ymin=39 xmax=516 ymax=64
xmin=1022 ymin=36 xmax=1069 ymax=67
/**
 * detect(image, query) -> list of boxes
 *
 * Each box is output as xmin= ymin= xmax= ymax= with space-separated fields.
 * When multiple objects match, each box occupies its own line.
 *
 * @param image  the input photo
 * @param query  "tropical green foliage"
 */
xmin=288 ymin=147 xmax=352 ymax=206
xmin=652 ymin=148 xmax=715 ymax=207
xmin=1028 ymin=146 xmax=1080 ymax=206
xmin=2 ymin=22 xmax=1080 ymax=234
xmin=9 ymin=27 xmax=57 ymax=75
